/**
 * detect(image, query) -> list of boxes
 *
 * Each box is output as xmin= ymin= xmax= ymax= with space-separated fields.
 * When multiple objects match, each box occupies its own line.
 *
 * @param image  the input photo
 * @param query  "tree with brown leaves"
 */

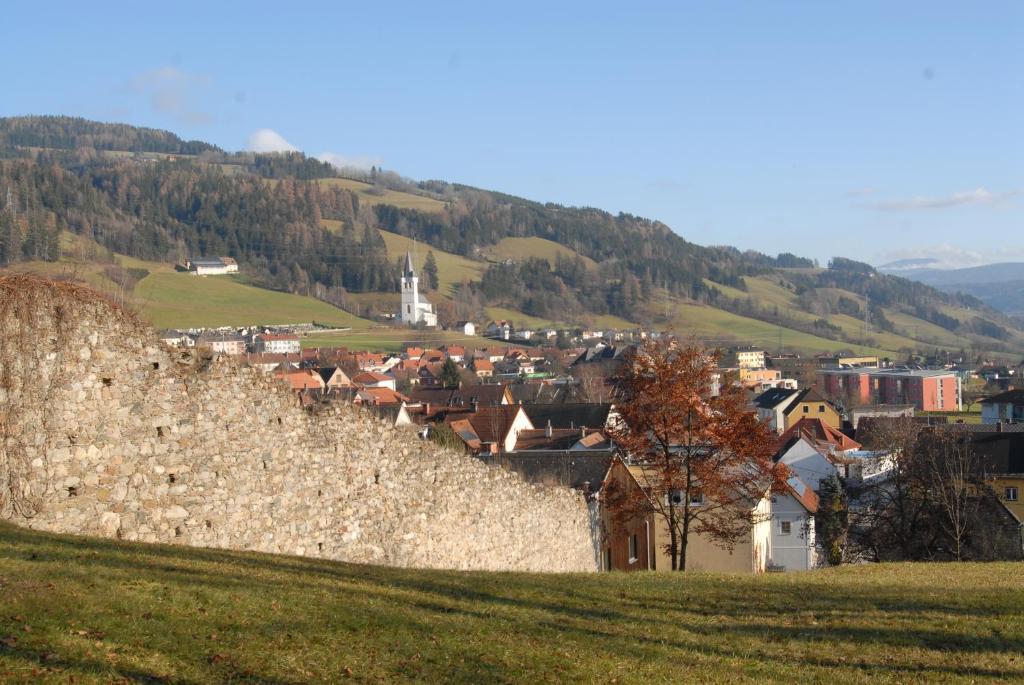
xmin=607 ymin=338 xmax=786 ymax=570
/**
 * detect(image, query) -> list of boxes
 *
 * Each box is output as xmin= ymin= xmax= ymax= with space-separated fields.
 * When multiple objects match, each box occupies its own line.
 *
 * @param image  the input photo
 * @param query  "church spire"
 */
xmin=403 ymin=251 xmax=416 ymax=278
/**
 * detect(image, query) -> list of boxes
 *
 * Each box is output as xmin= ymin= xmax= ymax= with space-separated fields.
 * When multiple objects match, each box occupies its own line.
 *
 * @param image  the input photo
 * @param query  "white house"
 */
xmin=768 ymin=475 xmax=818 ymax=571
xmin=754 ymin=387 xmax=800 ymax=433
xmin=398 ymin=252 xmax=437 ymax=327
xmin=253 ymin=333 xmax=301 ymax=355
xmin=485 ymin=320 xmax=512 ymax=340
xmin=776 ymin=436 xmax=847 ymax=492
xmin=454 ymin=321 xmax=476 ymax=336
xmin=187 ymin=257 xmax=238 ymax=276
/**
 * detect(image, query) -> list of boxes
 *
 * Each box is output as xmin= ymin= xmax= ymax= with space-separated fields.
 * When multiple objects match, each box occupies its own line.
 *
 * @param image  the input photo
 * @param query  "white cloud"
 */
xmin=316 ymin=151 xmax=383 ymax=171
xmin=126 ymin=66 xmax=214 ymax=126
xmin=865 ymin=187 xmax=1019 ymax=211
xmin=246 ymin=128 xmax=300 ymax=153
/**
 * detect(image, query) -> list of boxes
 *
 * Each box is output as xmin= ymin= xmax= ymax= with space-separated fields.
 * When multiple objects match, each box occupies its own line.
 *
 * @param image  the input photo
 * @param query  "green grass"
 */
xmin=484 ymin=236 xmax=597 ymax=268
xmin=666 ymin=301 xmax=892 ymax=356
xmin=133 ymin=272 xmax=373 ymax=329
xmin=377 ymin=230 xmax=485 ymax=296
xmin=1 ymin=524 xmax=1022 ymax=683
xmin=316 ymin=177 xmax=449 ymax=212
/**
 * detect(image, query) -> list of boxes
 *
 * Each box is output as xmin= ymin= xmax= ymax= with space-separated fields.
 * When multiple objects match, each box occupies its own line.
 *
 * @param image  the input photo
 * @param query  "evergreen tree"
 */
xmin=439 ymin=358 xmax=461 ymax=388
xmin=816 ymin=475 xmax=849 ymax=566
xmin=423 ymin=250 xmax=440 ymax=291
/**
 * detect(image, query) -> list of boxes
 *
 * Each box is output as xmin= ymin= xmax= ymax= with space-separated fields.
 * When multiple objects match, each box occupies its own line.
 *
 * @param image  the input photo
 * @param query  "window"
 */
xmin=690 ymin=491 xmax=704 ymax=506
xmin=780 ymin=520 xmax=792 ymax=536
xmin=803 ymin=405 xmax=809 ymax=413
xmin=1006 ymin=487 xmax=1019 ymax=502
xmin=628 ymin=534 xmax=638 ymax=562
xmin=818 ymin=405 xmax=825 ymax=413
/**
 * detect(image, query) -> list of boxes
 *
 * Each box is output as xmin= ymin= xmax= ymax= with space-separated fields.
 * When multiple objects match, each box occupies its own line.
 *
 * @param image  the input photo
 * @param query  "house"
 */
xmin=980 ymin=389 xmax=1024 ymax=425
xmin=253 ymin=333 xmax=301 ymax=355
xmin=352 ymin=371 xmax=396 ymax=391
xmin=444 ymin=345 xmax=467 ymax=362
xmin=353 ymin=387 xmax=409 ymax=407
xmin=453 ymin=321 xmax=476 ymax=336
xmin=768 ymin=475 xmax=819 ymax=571
xmin=409 ymin=384 xmax=512 ymax=409
xmin=599 ymin=458 xmax=773 ymax=573
xmin=157 ymin=329 xmax=190 ymax=347
xmin=416 ymin=362 xmax=446 ymax=387
xmin=472 ymin=358 xmax=494 ymax=378
xmin=245 ymin=352 xmax=303 ymax=372
xmin=275 ymin=369 xmax=326 ymax=392
xmin=187 ymin=257 xmax=237 ymax=276
xmin=774 ymin=419 xmax=861 ymax=491
xmin=317 ymin=367 xmax=353 ymax=391
xmin=485 ymin=320 xmax=512 ymax=340
xmin=443 ymin=405 xmax=533 ymax=453
xmin=195 ymin=332 xmax=246 ymax=355
xmin=754 ymin=387 xmax=800 ymax=433
xmin=521 ymin=403 xmax=615 ymax=432
xmin=781 ymin=387 xmax=841 ymax=431
xmin=397 ymin=252 xmax=437 ymax=327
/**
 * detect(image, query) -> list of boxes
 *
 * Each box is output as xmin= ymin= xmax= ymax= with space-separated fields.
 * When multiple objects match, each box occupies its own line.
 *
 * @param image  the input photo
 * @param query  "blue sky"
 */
xmin=4 ymin=2 xmax=1021 ymax=266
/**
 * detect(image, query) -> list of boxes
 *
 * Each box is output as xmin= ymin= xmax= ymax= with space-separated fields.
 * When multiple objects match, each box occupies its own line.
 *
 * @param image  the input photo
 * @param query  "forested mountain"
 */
xmin=1 ymin=116 xmax=1020 ymax=354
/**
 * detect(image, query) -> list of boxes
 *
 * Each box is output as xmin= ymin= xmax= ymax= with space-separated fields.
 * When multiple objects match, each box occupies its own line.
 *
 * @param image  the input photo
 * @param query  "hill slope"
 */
xmin=1 ymin=524 xmax=1022 ymax=684
xmin=2 ymin=116 xmax=1021 ymax=358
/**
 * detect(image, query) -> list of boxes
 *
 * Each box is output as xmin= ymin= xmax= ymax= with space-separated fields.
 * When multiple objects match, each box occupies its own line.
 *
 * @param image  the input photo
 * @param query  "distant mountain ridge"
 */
xmin=880 ymin=262 xmax=1024 ymax=316
xmin=2 ymin=115 xmax=1022 ymax=356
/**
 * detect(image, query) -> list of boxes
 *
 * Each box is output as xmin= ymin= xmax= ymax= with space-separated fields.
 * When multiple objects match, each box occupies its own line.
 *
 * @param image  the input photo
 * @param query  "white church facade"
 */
xmin=398 ymin=252 xmax=437 ymax=327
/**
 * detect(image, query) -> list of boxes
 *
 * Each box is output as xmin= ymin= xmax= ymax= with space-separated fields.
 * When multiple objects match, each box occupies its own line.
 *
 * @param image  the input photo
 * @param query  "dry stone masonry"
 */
xmin=0 ymin=275 xmax=599 ymax=572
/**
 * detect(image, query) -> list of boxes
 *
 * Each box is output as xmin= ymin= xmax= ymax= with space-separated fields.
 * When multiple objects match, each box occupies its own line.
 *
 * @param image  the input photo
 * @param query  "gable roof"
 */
xmin=522 ymin=403 xmax=613 ymax=430
xmin=513 ymin=427 xmax=587 ymax=451
xmin=754 ymin=387 xmax=799 ymax=410
xmin=782 ymin=387 xmax=833 ymax=416
xmin=980 ymin=389 xmax=1024 ymax=405
xmin=786 ymin=475 xmax=820 ymax=513
xmin=446 ymin=406 xmax=530 ymax=446
xmin=409 ymin=384 xmax=508 ymax=408
xmin=777 ymin=418 xmax=861 ymax=453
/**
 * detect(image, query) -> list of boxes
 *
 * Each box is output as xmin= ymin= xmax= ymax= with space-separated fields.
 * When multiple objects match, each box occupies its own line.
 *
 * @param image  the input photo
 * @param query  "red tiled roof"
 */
xmin=353 ymin=371 xmax=393 ymax=384
xmin=777 ymin=418 xmax=861 ymax=453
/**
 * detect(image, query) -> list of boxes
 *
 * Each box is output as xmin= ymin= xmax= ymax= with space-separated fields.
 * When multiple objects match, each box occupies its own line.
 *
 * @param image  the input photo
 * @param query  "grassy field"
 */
xmin=301 ymin=328 xmax=482 ymax=352
xmin=484 ymin=236 xmax=597 ymax=269
xmin=133 ymin=272 xmax=373 ymax=329
xmin=316 ymin=177 xmax=448 ymax=212
xmin=1 ymin=524 xmax=1022 ymax=683
xmin=377 ymin=230 xmax=485 ymax=296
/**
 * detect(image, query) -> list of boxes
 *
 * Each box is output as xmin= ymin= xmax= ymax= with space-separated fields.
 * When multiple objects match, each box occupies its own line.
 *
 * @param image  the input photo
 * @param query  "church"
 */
xmin=398 ymin=252 xmax=437 ymax=327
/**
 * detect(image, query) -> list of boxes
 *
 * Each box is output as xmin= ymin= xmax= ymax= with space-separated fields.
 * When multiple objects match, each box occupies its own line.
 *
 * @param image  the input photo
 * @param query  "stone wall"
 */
xmin=0 ymin=275 xmax=600 ymax=572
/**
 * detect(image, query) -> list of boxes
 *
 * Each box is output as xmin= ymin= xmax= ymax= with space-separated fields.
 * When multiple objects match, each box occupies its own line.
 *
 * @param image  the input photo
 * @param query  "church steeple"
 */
xmin=403 ymin=251 xmax=416 ymax=278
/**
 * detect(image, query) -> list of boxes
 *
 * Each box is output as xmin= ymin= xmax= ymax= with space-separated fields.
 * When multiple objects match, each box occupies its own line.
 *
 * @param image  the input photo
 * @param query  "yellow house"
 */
xmin=782 ymin=387 xmax=841 ymax=431
xmin=599 ymin=459 xmax=772 ymax=573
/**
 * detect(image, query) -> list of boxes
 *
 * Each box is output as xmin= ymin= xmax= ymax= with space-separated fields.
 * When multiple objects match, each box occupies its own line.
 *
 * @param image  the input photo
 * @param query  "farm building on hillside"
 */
xmin=186 ymin=257 xmax=239 ymax=276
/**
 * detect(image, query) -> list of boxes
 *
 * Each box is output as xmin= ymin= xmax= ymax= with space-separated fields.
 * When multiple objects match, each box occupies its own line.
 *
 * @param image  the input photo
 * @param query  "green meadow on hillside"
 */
xmin=132 ymin=271 xmax=373 ymax=329
xmin=316 ymin=177 xmax=449 ymax=212
xmin=377 ymin=229 xmax=485 ymax=295
xmin=0 ymin=524 xmax=1021 ymax=684
xmin=484 ymin=236 xmax=598 ymax=268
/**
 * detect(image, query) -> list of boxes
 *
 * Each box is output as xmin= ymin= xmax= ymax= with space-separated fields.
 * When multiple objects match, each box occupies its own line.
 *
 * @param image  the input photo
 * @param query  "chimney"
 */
xmin=545 ymin=420 xmax=553 ymax=438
